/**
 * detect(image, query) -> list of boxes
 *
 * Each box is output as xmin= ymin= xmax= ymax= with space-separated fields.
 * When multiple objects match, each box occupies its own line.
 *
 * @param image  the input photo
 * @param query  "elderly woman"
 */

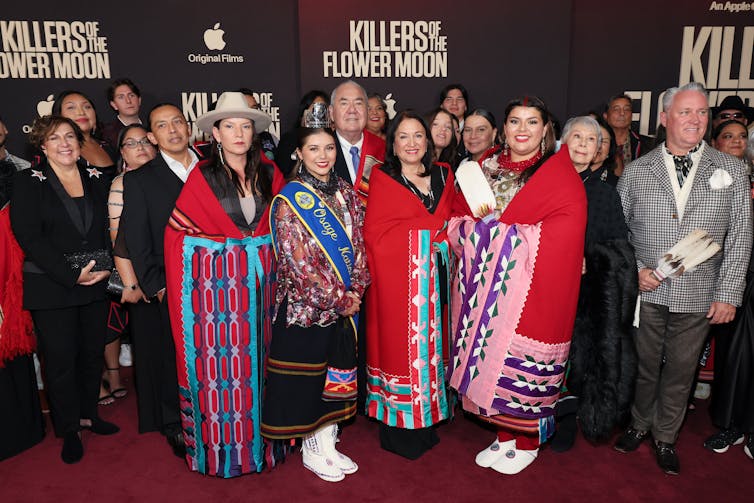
xmin=427 ymin=107 xmax=459 ymax=170
xmin=449 ymin=96 xmax=586 ymax=475
xmin=163 ymin=92 xmax=286 ymax=477
xmin=462 ymin=109 xmax=498 ymax=162
xmin=364 ymin=110 xmax=457 ymax=459
xmin=261 ymin=106 xmax=369 ymax=482
xmin=10 ymin=116 xmax=119 ymax=464
xmin=97 ymin=124 xmax=156 ymax=407
xmin=550 ymin=117 xmax=638 ymax=452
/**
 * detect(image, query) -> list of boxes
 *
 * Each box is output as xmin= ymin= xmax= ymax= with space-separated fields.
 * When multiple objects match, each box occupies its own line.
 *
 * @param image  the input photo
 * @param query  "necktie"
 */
xmin=349 ymin=146 xmax=360 ymax=182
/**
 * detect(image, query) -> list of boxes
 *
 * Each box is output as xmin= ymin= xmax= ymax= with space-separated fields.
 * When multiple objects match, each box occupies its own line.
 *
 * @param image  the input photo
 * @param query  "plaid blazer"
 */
xmin=617 ymin=143 xmax=752 ymax=312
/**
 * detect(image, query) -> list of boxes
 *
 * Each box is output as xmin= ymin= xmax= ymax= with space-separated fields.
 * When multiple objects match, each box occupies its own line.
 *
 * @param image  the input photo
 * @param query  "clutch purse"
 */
xmin=107 ymin=268 xmax=124 ymax=296
xmin=63 ymin=249 xmax=114 ymax=273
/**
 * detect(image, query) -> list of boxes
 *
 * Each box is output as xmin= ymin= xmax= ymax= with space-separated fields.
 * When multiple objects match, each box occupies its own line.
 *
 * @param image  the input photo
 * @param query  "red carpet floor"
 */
xmin=1 ymin=368 xmax=752 ymax=502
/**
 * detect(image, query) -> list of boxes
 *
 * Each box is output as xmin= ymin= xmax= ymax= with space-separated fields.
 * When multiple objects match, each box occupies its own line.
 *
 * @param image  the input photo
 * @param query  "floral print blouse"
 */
xmin=273 ymin=177 xmax=370 ymax=327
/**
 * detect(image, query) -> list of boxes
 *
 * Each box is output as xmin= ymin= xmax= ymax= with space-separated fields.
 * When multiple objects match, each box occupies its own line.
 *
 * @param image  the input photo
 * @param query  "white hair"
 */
xmin=662 ymin=82 xmax=708 ymax=112
xmin=560 ymin=115 xmax=602 ymax=145
xmin=330 ymin=80 xmax=368 ymax=105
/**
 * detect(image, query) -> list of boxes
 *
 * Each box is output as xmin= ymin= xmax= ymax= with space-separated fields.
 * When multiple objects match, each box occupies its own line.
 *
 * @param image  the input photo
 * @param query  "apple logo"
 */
xmin=203 ymin=23 xmax=226 ymax=51
xmin=37 ymin=94 xmax=55 ymax=117
xmin=384 ymin=93 xmax=397 ymax=119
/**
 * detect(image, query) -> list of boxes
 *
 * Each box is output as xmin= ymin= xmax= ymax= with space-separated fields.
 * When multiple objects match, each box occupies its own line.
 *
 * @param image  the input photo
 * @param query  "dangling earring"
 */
xmin=217 ymin=142 xmax=226 ymax=165
xmin=503 ymin=139 xmax=509 ymax=157
xmin=540 ymin=138 xmax=546 ymax=155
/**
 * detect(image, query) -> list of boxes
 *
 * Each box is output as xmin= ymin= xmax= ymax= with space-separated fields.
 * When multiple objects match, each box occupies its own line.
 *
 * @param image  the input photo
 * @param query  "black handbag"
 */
xmin=63 ymin=248 xmax=114 ymax=272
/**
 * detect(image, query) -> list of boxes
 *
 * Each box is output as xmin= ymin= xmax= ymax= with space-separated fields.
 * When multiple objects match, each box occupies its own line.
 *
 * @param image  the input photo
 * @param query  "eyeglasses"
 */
xmin=718 ymin=112 xmax=745 ymax=120
xmin=122 ymin=138 xmax=153 ymax=149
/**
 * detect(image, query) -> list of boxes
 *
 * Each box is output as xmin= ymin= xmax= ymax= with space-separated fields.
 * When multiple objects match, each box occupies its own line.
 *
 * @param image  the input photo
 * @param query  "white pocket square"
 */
xmin=709 ymin=169 xmax=733 ymax=190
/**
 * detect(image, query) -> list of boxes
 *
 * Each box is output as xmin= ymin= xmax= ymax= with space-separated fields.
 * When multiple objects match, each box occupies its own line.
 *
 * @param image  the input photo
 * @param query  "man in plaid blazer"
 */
xmin=614 ymin=82 xmax=752 ymax=475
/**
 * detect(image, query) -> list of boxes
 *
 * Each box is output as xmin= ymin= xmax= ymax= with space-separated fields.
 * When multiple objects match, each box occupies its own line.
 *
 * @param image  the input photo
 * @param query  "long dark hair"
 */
xmin=296 ymin=90 xmax=329 ymax=126
xmin=203 ymin=120 xmax=273 ymax=203
xmin=52 ymin=90 xmax=103 ymax=139
xmin=500 ymin=96 xmax=555 ymax=183
xmin=290 ymin=127 xmax=338 ymax=181
xmin=383 ymin=110 xmax=435 ymax=179
xmin=426 ymin=107 xmax=458 ymax=167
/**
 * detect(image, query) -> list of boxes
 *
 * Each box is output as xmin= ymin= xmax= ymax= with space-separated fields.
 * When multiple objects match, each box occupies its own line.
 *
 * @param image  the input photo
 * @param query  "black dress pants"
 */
xmin=32 ymin=300 xmax=107 ymax=437
xmin=129 ymin=300 xmax=180 ymax=434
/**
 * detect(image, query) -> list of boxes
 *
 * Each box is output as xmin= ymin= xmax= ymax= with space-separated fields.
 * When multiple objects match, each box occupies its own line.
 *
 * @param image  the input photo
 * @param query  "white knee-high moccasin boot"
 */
xmin=321 ymin=423 xmax=358 ymax=474
xmin=302 ymin=428 xmax=345 ymax=482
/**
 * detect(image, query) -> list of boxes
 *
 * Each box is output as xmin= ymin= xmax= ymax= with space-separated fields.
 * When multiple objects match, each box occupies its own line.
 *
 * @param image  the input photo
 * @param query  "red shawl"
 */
xmin=0 ymin=206 xmax=36 ymax=366
xmin=363 ymin=164 xmax=456 ymax=427
xmin=354 ymin=130 xmax=386 ymax=204
xmin=164 ymin=162 xmax=285 ymax=328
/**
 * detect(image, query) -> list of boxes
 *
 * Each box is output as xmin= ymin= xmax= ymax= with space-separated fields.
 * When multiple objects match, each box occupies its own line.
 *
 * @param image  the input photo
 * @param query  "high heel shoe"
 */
xmin=102 ymin=367 xmax=128 ymax=399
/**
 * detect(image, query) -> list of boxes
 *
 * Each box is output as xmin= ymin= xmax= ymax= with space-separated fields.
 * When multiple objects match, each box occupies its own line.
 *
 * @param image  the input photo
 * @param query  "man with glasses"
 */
xmin=711 ymin=95 xmax=754 ymax=129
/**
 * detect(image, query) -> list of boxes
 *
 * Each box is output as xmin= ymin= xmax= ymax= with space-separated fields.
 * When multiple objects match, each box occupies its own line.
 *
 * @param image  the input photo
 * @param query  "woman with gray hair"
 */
xmin=551 ymin=116 xmax=639 ymax=452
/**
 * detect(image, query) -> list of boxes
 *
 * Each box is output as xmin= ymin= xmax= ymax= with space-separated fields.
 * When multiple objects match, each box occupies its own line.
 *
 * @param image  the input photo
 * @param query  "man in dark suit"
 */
xmin=329 ymin=80 xmax=385 ymax=202
xmin=328 ymin=80 xmax=385 ymax=414
xmin=614 ymin=83 xmax=752 ymax=475
xmin=120 ymin=103 xmax=199 ymax=457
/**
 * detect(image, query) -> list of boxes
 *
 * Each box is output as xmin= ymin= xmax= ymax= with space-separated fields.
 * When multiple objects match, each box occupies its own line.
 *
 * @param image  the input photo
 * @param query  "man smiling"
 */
xmin=615 ymin=83 xmax=751 ymax=475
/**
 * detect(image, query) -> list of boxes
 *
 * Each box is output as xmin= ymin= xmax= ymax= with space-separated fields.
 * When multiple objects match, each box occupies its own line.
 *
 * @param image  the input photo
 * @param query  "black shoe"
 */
xmin=166 ymin=432 xmax=186 ymax=459
xmin=614 ymin=427 xmax=647 ymax=453
xmin=83 ymin=418 xmax=120 ymax=435
xmin=745 ymin=435 xmax=753 ymax=460
xmin=654 ymin=441 xmax=680 ymax=475
xmin=61 ymin=432 xmax=84 ymax=464
xmin=703 ymin=428 xmax=744 ymax=453
xmin=550 ymin=413 xmax=578 ymax=453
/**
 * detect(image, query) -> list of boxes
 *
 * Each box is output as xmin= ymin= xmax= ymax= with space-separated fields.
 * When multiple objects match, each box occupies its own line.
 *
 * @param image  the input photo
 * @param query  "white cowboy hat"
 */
xmin=196 ymin=91 xmax=272 ymax=134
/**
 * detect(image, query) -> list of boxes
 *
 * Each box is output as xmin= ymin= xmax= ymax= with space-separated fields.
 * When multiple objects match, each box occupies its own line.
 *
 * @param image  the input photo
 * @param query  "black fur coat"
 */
xmin=567 ymin=238 xmax=639 ymax=443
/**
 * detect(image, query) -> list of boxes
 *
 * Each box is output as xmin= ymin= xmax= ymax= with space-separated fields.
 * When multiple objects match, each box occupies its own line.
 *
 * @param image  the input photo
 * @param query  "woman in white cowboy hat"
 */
xmin=163 ymin=91 xmax=288 ymax=477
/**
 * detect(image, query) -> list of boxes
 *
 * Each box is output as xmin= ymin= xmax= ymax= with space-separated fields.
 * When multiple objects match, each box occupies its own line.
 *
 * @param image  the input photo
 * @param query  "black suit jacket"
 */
xmin=334 ymin=138 xmax=355 ymax=185
xmin=10 ymin=164 xmax=110 ymax=310
xmin=121 ymin=154 xmax=184 ymax=298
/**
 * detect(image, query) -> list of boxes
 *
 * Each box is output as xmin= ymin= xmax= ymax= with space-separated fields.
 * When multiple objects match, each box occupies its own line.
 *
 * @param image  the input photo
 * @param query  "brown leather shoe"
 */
xmin=614 ymin=427 xmax=648 ymax=453
xmin=654 ymin=441 xmax=680 ymax=475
